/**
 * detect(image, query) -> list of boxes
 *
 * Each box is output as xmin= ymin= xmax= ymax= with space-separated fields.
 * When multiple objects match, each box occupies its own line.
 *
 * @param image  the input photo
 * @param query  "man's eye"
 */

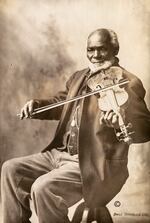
xmin=101 ymin=47 xmax=107 ymax=51
xmin=87 ymin=48 xmax=93 ymax=52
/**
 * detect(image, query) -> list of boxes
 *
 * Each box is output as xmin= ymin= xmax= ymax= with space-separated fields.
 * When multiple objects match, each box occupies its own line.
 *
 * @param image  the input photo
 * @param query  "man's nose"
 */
xmin=93 ymin=50 xmax=101 ymax=58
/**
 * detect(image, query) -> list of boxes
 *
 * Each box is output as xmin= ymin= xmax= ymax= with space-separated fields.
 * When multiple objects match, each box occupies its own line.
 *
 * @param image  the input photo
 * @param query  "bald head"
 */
xmin=88 ymin=29 xmax=111 ymax=43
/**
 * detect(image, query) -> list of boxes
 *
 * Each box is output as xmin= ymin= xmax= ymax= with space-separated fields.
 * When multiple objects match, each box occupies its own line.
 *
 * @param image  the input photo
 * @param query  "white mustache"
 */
xmin=89 ymin=57 xmax=115 ymax=73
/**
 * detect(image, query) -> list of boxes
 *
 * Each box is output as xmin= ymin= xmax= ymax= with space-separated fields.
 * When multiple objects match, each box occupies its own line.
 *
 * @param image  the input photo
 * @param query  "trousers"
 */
xmin=1 ymin=149 xmax=83 ymax=223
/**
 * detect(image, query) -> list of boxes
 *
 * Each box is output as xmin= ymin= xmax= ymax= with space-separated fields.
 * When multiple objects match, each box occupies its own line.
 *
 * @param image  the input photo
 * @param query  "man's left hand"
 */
xmin=100 ymin=110 xmax=119 ymax=129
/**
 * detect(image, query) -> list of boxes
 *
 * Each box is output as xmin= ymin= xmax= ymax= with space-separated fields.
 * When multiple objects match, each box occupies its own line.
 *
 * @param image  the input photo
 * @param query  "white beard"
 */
xmin=88 ymin=57 xmax=115 ymax=74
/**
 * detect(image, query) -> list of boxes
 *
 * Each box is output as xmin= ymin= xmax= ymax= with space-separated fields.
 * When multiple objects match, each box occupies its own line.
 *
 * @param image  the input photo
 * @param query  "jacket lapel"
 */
xmin=55 ymin=68 xmax=89 ymax=134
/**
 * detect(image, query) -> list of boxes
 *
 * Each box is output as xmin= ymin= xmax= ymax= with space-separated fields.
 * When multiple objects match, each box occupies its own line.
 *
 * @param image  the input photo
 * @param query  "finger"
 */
xmin=28 ymin=100 xmax=34 ymax=114
xmin=107 ymin=111 xmax=115 ymax=127
xmin=20 ymin=108 xmax=25 ymax=120
xmin=112 ymin=114 xmax=118 ymax=124
xmin=103 ymin=110 xmax=112 ymax=126
xmin=99 ymin=112 xmax=105 ymax=124
xmin=107 ymin=111 xmax=114 ymax=121
xmin=104 ymin=110 xmax=112 ymax=119
xmin=23 ymin=104 xmax=30 ymax=118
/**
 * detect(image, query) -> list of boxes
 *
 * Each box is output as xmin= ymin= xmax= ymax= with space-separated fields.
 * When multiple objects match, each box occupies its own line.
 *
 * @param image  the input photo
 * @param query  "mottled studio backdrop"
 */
xmin=0 ymin=0 xmax=150 ymax=222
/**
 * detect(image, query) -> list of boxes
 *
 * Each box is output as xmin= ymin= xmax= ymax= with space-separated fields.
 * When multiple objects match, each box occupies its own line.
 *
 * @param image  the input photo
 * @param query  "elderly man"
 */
xmin=1 ymin=28 xmax=150 ymax=223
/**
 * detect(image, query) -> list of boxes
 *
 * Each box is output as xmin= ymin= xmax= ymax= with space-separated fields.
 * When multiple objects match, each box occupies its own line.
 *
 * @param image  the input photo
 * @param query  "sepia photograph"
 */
xmin=0 ymin=0 xmax=150 ymax=222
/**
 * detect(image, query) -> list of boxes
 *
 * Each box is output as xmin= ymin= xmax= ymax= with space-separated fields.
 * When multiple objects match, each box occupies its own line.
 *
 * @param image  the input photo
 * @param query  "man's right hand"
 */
xmin=20 ymin=100 xmax=40 ymax=119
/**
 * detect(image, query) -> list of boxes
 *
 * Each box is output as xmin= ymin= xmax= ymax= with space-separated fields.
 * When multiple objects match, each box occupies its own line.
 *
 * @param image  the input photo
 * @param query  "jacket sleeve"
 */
xmin=32 ymin=72 xmax=76 ymax=120
xmin=124 ymin=71 xmax=150 ymax=143
xmin=128 ymin=76 xmax=146 ymax=100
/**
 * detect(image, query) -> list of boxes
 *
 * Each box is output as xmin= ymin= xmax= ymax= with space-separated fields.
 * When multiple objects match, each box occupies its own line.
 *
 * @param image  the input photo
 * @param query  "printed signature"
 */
xmin=113 ymin=212 xmax=150 ymax=217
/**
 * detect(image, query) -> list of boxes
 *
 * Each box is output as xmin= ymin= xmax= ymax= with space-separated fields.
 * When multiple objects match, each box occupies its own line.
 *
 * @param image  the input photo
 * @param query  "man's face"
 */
xmin=87 ymin=31 xmax=114 ymax=66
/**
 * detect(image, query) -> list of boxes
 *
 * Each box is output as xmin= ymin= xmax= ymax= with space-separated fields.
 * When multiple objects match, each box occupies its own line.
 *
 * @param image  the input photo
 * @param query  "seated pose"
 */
xmin=1 ymin=28 xmax=150 ymax=223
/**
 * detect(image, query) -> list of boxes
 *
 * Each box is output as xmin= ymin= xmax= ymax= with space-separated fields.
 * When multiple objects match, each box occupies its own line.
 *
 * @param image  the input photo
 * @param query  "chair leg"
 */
xmin=95 ymin=207 xmax=113 ymax=223
xmin=71 ymin=202 xmax=85 ymax=223
xmin=71 ymin=202 xmax=113 ymax=223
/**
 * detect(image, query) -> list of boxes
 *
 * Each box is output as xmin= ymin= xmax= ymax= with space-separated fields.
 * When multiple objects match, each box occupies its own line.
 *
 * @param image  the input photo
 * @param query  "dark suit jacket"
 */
xmin=34 ymin=67 xmax=150 ymax=208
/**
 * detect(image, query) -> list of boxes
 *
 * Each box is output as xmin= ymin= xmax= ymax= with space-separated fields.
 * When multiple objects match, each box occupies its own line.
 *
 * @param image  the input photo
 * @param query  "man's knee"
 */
xmin=31 ymin=173 xmax=58 ymax=200
xmin=1 ymin=158 xmax=21 ymax=179
xmin=31 ymin=177 xmax=49 ymax=198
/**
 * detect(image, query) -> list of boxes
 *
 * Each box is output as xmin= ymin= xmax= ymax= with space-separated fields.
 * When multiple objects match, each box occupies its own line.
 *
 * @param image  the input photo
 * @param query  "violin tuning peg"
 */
xmin=128 ymin=131 xmax=135 ymax=136
xmin=126 ymin=123 xmax=133 ymax=129
xmin=116 ymin=131 xmax=123 ymax=139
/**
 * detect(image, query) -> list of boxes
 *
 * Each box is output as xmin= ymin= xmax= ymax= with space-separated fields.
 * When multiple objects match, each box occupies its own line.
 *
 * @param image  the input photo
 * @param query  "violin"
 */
xmin=17 ymin=66 xmax=133 ymax=144
xmin=87 ymin=66 xmax=133 ymax=144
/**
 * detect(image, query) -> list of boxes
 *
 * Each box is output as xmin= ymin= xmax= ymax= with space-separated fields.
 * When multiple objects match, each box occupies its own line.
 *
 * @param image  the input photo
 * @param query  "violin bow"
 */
xmin=17 ymin=79 xmax=129 ymax=117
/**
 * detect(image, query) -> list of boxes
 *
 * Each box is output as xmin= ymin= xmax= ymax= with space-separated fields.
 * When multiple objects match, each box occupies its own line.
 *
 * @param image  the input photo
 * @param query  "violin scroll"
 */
xmin=116 ymin=123 xmax=134 ymax=145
